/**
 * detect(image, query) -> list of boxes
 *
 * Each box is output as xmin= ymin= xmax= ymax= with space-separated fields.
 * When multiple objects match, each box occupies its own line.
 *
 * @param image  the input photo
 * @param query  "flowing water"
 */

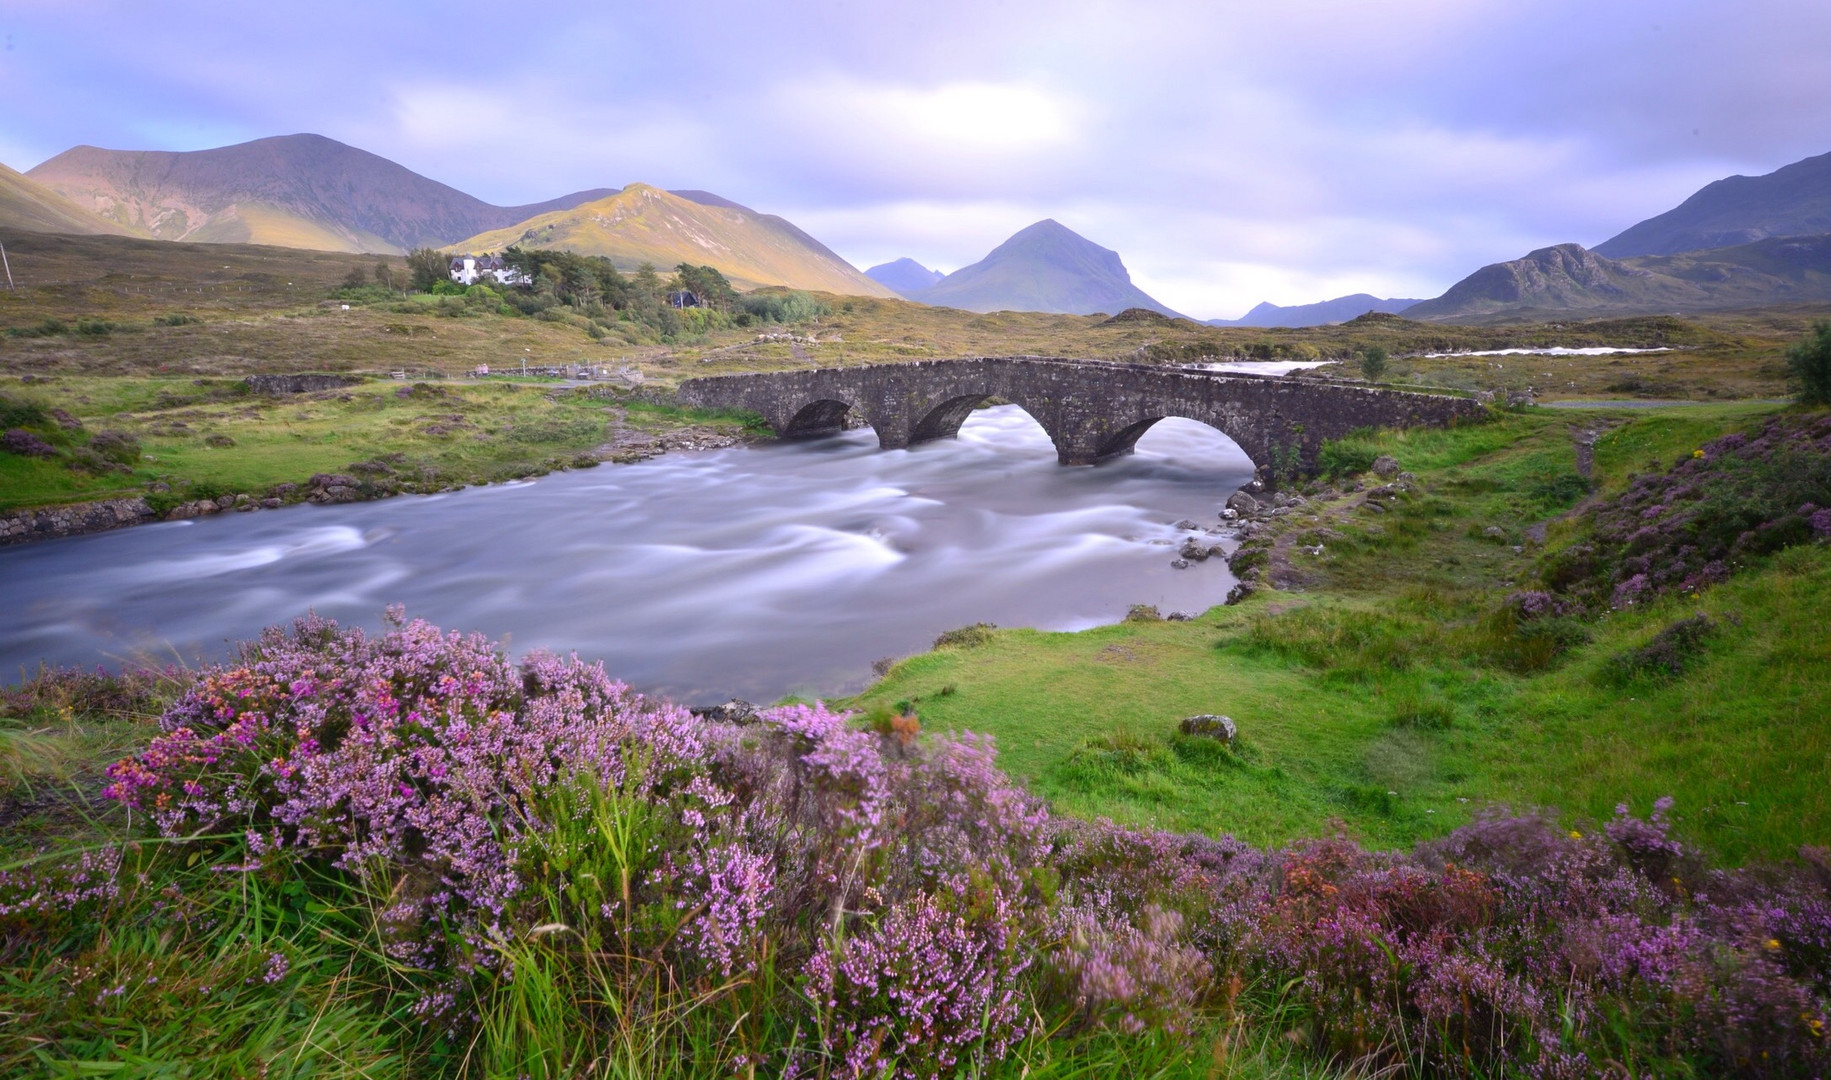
xmin=0 ymin=406 xmax=1250 ymax=703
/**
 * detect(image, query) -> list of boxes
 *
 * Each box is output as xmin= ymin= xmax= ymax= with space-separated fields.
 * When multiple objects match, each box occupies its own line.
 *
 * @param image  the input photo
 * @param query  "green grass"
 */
xmin=851 ymin=404 xmax=1831 ymax=863
xmin=0 ymin=375 xmax=758 ymax=511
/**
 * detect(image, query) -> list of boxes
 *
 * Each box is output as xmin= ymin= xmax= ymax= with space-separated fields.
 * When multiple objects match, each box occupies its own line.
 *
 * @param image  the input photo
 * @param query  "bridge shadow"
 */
xmin=783 ymin=399 xmax=857 ymax=439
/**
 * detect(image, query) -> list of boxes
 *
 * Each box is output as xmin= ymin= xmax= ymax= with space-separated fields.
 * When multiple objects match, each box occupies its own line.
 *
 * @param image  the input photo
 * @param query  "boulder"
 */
xmin=1174 ymin=519 xmax=1199 ymax=530
xmin=1371 ymin=455 xmax=1402 ymax=479
xmin=1179 ymin=537 xmax=1213 ymax=561
xmin=1179 ymin=714 xmax=1237 ymax=743
xmin=1225 ymin=490 xmax=1260 ymax=516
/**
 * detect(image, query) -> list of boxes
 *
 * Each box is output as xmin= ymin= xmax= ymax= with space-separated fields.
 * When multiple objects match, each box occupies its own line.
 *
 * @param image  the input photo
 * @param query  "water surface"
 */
xmin=0 ymin=407 xmax=1249 ymax=703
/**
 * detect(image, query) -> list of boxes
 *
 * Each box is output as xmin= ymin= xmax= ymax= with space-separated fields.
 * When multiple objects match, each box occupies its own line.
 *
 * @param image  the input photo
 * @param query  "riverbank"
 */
xmin=0 ymin=372 xmax=763 ymax=543
xmin=850 ymin=400 xmax=1831 ymax=863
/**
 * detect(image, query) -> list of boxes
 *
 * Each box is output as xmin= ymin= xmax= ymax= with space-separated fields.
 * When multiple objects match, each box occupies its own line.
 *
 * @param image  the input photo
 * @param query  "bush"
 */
xmin=741 ymin=291 xmax=828 ymax=325
xmin=87 ymin=430 xmax=142 ymax=465
xmin=1358 ymin=344 xmax=1389 ymax=381
xmin=2 ymin=427 xmax=57 ymax=457
xmin=933 ymin=622 xmax=998 ymax=649
xmin=0 ymin=393 xmax=49 ymax=430
xmin=1542 ymin=414 xmax=1831 ymax=610
xmin=1786 ymin=320 xmax=1831 ymax=406
xmin=1604 ymin=613 xmax=1717 ymax=683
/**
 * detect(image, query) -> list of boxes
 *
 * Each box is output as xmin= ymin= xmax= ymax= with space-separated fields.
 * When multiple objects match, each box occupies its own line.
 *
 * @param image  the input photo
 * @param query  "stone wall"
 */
xmin=679 ymin=357 xmax=1487 ymax=476
xmin=0 ymin=497 xmax=155 ymax=546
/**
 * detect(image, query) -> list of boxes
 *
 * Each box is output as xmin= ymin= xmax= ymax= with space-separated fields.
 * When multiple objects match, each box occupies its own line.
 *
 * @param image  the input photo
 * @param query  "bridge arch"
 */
xmin=782 ymin=398 xmax=855 ymax=439
xmin=1091 ymin=414 xmax=1260 ymax=464
xmin=910 ymin=393 xmax=993 ymax=444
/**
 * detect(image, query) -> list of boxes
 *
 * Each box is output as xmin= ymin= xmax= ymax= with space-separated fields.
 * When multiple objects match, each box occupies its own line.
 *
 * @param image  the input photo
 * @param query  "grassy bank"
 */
xmin=852 ymin=403 xmax=1831 ymax=863
xmin=0 ymin=373 xmax=763 ymax=512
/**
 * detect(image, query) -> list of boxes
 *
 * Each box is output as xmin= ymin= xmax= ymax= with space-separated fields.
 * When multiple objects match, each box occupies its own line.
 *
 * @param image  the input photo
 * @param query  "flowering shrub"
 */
xmin=93 ymin=614 xmax=1830 ymax=1077
xmin=1542 ymin=414 xmax=1831 ymax=610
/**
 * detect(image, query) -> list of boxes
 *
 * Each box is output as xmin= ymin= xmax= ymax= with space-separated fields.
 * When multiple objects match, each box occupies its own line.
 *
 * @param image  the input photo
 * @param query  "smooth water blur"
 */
xmin=0 ymin=406 xmax=1250 ymax=703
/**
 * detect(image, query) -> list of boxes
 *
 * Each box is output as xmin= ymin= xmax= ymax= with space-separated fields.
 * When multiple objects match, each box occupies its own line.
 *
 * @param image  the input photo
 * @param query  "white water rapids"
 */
xmin=0 ymin=406 xmax=1251 ymax=703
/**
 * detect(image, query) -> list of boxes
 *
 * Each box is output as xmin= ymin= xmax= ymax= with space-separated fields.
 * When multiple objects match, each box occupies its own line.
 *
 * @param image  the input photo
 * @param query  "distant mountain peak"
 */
xmin=865 ymin=257 xmax=945 ymax=297
xmin=910 ymin=219 xmax=1180 ymax=317
xmin=1205 ymin=292 xmax=1424 ymax=327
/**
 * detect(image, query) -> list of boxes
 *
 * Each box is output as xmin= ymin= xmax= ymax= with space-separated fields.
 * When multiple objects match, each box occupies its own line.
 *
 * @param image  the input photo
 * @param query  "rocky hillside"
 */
xmin=908 ymin=219 xmax=1181 ymax=317
xmin=0 ymin=162 xmax=134 ymax=238
xmin=1407 ymin=238 xmax=1831 ymax=320
xmin=26 ymin=134 xmax=612 ymax=254
xmin=1596 ymin=149 xmax=1831 ymax=258
xmin=458 ymin=184 xmax=897 ymax=297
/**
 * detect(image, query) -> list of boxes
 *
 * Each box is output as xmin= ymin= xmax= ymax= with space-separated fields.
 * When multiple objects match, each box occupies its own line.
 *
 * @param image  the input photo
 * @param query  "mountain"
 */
xmin=865 ymin=257 xmax=946 ymax=296
xmin=25 ymin=134 xmax=612 ymax=254
xmin=1405 ymin=238 xmax=1831 ymax=321
xmin=907 ymin=220 xmax=1182 ymax=317
xmin=0 ymin=161 xmax=135 ymax=237
xmin=1596 ymin=150 xmax=1831 ymax=258
xmin=458 ymin=184 xmax=898 ymax=297
xmin=1206 ymin=293 xmax=1425 ymax=327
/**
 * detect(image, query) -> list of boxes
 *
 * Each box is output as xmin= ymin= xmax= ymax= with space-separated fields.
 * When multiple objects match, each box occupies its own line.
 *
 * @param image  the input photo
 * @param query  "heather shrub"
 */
xmin=2 ymin=427 xmax=57 ymax=457
xmin=933 ymin=622 xmax=997 ymax=649
xmin=1604 ymin=612 xmax=1717 ymax=684
xmin=53 ymin=615 xmax=1831 ymax=1077
xmin=87 ymin=430 xmax=141 ymax=465
xmin=1542 ymin=413 xmax=1831 ymax=610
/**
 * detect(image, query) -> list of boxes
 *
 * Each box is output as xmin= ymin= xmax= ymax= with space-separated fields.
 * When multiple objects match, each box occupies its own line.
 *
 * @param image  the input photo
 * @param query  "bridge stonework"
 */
xmin=677 ymin=357 xmax=1486 ymax=476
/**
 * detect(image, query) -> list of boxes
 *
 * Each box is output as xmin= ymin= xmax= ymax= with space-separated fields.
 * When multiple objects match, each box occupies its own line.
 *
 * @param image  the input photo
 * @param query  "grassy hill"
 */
xmin=457 ymin=184 xmax=897 ymax=297
xmin=0 ymin=162 xmax=135 ymax=238
xmin=25 ymin=134 xmax=612 ymax=254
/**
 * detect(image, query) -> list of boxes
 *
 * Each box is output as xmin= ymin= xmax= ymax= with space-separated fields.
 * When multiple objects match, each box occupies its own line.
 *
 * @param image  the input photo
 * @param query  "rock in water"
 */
xmin=1179 ymin=714 xmax=1237 ymax=743
xmin=1226 ymin=490 xmax=1260 ymax=516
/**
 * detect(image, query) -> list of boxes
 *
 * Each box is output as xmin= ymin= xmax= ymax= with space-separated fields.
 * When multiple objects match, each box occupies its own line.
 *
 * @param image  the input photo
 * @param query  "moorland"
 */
xmin=2 ymin=231 xmax=1829 ymax=1078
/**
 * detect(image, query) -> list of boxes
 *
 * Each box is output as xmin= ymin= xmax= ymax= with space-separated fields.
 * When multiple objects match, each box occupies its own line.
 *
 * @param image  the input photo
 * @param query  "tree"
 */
xmin=670 ymin=263 xmax=737 ymax=312
xmin=373 ymin=260 xmax=399 ymax=294
xmin=405 ymin=248 xmax=450 ymax=293
xmin=630 ymin=262 xmax=664 ymax=303
xmin=1786 ymin=320 xmax=1831 ymax=405
xmin=1359 ymin=345 xmax=1389 ymax=382
xmin=339 ymin=265 xmax=369 ymax=291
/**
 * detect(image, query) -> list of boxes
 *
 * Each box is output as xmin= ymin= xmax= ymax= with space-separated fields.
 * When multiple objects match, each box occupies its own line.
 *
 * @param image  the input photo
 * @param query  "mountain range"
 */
xmin=5 ymin=130 xmax=1831 ymax=321
xmin=26 ymin=134 xmax=614 ymax=254
xmin=1204 ymin=293 xmax=1424 ymax=328
xmin=892 ymin=220 xmax=1183 ymax=317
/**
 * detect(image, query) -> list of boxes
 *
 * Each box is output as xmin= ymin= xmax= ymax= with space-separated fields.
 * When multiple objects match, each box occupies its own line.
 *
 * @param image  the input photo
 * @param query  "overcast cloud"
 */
xmin=2 ymin=0 xmax=1827 ymax=318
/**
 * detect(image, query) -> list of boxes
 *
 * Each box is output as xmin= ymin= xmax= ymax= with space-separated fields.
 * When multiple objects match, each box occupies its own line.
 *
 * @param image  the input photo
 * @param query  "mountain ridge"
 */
xmin=0 ymin=161 xmax=136 ymax=238
xmin=456 ymin=184 xmax=898 ymax=297
xmin=25 ymin=134 xmax=612 ymax=254
xmin=1596 ymin=150 xmax=1831 ymax=258
xmin=1405 ymin=237 xmax=1831 ymax=321
xmin=1206 ymin=293 xmax=1424 ymax=327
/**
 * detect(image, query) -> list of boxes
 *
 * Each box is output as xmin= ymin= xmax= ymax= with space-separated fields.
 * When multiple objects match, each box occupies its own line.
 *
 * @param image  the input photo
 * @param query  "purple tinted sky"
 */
xmin=3 ymin=0 xmax=1827 ymax=319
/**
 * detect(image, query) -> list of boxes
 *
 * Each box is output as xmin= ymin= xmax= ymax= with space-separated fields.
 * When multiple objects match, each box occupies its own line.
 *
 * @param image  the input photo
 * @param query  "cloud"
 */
xmin=4 ymin=1 xmax=1828 ymax=319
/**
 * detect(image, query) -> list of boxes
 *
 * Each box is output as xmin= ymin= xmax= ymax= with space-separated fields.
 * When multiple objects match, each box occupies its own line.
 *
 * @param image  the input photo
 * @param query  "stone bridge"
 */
xmin=677 ymin=357 xmax=1486 ymax=476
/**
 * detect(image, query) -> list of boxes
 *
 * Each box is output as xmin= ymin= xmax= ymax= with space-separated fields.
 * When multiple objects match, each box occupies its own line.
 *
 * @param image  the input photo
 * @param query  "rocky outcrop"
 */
xmin=0 ymin=497 xmax=154 ymax=545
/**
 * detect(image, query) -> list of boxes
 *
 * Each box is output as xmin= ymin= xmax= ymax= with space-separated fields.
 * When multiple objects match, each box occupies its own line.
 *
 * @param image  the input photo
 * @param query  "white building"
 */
xmin=448 ymin=254 xmax=531 ymax=288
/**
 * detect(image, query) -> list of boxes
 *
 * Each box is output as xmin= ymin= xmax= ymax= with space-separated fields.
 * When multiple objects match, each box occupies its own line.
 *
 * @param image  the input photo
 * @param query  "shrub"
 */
xmin=1542 ymin=414 xmax=1831 ymax=610
xmin=2 ymin=427 xmax=57 ymax=457
xmin=154 ymin=313 xmax=201 ymax=327
xmin=1786 ymin=320 xmax=1831 ymax=406
xmin=0 ymin=393 xmax=50 ymax=429
xmin=88 ymin=430 xmax=141 ymax=465
xmin=741 ymin=291 xmax=828 ymax=325
xmin=1358 ymin=345 xmax=1389 ymax=381
xmin=1605 ymin=613 xmax=1717 ymax=683
xmin=1317 ymin=436 xmax=1380 ymax=477
xmin=933 ymin=622 xmax=997 ymax=649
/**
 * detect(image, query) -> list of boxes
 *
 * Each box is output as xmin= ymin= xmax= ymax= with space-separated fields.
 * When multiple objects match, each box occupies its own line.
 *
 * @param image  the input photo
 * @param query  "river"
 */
xmin=0 ymin=406 xmax=1250 ymax=703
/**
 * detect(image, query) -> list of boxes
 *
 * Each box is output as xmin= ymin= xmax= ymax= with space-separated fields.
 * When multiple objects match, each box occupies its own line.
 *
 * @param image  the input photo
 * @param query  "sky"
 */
xmin=3 ymin=0 xmax=1829 ymax=320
